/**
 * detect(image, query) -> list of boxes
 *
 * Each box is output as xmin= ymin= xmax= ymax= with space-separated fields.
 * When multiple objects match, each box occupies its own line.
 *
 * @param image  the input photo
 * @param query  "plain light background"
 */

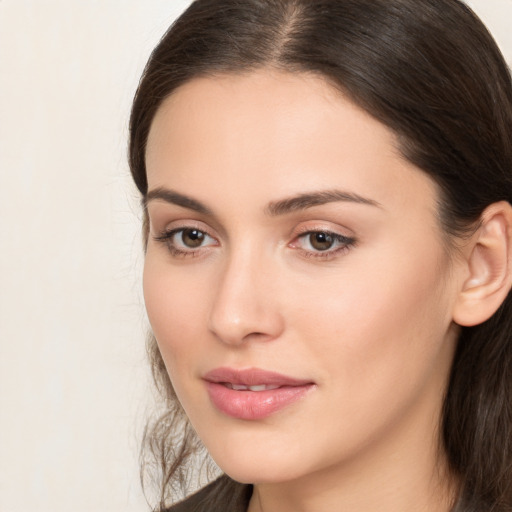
xmin=0 ymin=1 xmax=511 ymax=511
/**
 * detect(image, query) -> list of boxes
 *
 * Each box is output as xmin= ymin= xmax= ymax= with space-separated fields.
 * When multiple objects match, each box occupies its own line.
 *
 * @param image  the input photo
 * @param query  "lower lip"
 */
xmin=205 ymin=382 xmax=314 ymax=420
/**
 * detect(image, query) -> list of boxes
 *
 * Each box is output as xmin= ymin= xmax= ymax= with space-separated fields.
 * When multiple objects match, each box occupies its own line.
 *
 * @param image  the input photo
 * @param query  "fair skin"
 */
xmin=143 ymin=70 xmax=512 ymax=512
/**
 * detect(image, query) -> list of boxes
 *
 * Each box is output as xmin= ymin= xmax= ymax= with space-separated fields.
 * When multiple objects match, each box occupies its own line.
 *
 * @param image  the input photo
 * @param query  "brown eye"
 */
xmin=293 ymin=230 xmax=356 ymax=257
xmin=154 ymin=226 xmax=217 ymax=256
xmin=181 ymin=229 xmax=205 ymax=248
xmin=308 ymin=232 xmax=334 ymax=251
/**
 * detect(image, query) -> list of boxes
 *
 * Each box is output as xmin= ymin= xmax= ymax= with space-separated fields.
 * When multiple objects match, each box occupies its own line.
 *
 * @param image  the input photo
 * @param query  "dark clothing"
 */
xmin=166 ymin=476 xmax=252 ymax=512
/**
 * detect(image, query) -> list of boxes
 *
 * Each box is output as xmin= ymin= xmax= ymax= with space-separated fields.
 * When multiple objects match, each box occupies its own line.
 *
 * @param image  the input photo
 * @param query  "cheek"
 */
xmin=266 ymin=245 xmax=456 ymax=470
xmin=142 ymin=253 xmax=211 ymax=375
xmin=289 ymin=238 xmax=454 ymax=402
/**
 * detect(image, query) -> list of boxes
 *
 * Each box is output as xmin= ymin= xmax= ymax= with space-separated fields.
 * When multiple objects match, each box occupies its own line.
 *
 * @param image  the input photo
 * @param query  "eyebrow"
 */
xmin=144 ymin=187 xmax=381 ymax=216
xmin=144 ymin=187 xmax=212 ymax=215
xmin=265 ymin=190 xmax=381 ymax=216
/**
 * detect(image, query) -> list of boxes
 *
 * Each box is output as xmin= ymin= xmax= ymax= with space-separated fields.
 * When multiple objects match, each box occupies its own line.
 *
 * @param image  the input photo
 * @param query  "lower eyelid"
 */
xmin=293 ymin=231 xmax=356 ymax=256
xmin=299 ymin=245 xmax=352 ymax=259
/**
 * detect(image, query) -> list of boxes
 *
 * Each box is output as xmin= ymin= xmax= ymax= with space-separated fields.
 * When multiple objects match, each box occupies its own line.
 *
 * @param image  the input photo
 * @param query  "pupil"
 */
xmin=311 ymin=232 xmax=333 ymax=251
xmin=182 ymin=229 xmax=204 ymax=248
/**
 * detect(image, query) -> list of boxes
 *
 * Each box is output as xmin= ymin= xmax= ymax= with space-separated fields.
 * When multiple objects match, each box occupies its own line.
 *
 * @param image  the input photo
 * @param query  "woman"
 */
xmin=129 ymin=0 xmax=512 ymax=510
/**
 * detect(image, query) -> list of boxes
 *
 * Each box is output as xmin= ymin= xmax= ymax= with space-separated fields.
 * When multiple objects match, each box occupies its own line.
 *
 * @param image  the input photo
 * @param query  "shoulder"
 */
xmin=164 ymin=475 xmax=252 ymax=512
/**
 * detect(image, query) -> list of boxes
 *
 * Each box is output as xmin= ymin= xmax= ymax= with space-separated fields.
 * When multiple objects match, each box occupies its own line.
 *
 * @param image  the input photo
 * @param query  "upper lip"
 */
xmin=203 ymin=367 xmax=313 ymax=387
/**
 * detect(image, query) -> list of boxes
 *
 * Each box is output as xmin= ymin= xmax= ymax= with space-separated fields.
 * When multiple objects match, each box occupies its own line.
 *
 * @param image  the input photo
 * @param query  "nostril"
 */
xmin=242 ymin=331 xmax=273 ymax=343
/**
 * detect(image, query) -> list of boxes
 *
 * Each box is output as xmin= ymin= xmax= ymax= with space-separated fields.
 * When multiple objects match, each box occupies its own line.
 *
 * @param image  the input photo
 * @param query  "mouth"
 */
xmin=223 ymin=383 xmax=281 ymax=391
xmin=203 ymin=367 xmax=316 ymax=420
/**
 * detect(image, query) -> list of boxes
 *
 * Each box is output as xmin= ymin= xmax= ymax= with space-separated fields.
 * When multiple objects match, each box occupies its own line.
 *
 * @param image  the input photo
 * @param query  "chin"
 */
xmin=209 ymin=447 xmax=313 ymax=485
xmin=222 ymin=465 xmax=303 ymax=486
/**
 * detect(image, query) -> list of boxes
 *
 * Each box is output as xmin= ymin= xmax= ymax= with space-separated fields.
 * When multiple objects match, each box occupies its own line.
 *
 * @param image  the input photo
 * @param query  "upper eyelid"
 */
xmin=295 ymin=228 xmax=350 ymax=237
xmin=147 ymin=211 xmax=228 ymax=240
xmin=291 ymin=221 xmax=355 ymax=238
xmin=155 ymin=226 xmax=218 ymax=244
xmin=151 ymin=218 xmax=215 ymax=235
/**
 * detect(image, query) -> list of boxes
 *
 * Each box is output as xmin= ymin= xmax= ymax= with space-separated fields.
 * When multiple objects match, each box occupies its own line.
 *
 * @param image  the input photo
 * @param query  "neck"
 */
xmin=249 ymin=466 xmax=456 ymax=512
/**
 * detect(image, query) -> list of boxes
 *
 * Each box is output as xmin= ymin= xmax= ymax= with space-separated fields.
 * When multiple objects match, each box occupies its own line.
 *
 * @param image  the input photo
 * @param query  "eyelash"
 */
xmin=153 ymin=227 xmax=218 ymax=258
xmin=291 ymin=230 xmax=356 ymax=260
xmin=153 ymin=227 xmax=356 ymax=260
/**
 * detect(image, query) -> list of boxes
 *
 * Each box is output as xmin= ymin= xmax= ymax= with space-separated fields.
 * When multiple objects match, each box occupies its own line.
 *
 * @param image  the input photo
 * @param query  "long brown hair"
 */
xmin=129 ymin=1 xmax=512 ymax=510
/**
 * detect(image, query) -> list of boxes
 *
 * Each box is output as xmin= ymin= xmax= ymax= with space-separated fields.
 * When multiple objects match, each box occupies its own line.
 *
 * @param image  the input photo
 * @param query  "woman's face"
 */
xmin=143 ymin=71 xmax=462 ymax=485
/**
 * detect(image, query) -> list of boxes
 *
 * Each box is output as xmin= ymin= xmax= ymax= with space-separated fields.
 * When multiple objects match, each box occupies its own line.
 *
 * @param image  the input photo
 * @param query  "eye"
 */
xmin=304 ymin=232 xmax=337 ymax=251
xmin=292 ymin=230 xmax=356 ymax=258
xmin=175 ymin=228 xmax=209 ymax=249
xmin=154 ymin=227 xmax=218 ymax=256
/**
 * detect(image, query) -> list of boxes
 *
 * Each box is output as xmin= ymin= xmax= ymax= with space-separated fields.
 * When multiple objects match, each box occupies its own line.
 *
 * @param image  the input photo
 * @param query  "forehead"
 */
xmin=145 ymin=70 xmax=438 ymax=217
xmin=146 ymin=70 xmax=391 ymax=161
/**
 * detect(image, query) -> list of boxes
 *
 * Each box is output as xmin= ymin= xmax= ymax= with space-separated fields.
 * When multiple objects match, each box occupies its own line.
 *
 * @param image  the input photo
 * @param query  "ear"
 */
xmin=452 ymin=201 xmax=512 ymax=327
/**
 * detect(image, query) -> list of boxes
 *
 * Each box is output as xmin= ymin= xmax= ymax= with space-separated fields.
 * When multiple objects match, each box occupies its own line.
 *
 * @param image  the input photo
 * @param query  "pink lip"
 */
xmin=203 ymin=367 xmax=315 ymax=420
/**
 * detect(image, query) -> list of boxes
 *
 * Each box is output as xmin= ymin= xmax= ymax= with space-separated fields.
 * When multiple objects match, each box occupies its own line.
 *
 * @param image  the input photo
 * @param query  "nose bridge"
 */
xmin=208 ymin=242 xmax=283 ymax=345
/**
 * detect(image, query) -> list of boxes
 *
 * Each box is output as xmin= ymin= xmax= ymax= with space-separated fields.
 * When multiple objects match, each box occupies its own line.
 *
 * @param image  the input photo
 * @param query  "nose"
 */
xmin=208 ymin=248 xmax=285 ymax=346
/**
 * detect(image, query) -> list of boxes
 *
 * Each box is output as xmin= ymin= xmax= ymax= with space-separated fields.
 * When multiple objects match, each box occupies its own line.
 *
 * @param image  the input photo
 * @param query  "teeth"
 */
xmin=248 ymin=385 xmax=267 ymax=391
xmin=226 ymin=383 xmax=280 ymax=391
xmin=231 ymin=384 xmax=249 ymax=391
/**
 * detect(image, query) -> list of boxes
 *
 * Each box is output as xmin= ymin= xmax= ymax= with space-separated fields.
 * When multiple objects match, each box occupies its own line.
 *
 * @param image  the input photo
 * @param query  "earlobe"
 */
xmin=452 ymin=201 xmax=512 ymax=327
